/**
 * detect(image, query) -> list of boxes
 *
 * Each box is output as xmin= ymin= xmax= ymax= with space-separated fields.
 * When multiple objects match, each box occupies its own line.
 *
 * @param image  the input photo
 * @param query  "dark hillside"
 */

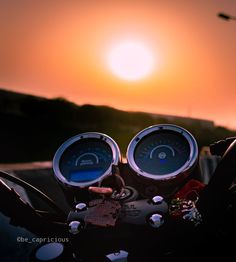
xmin=0 ymin=88 xmax=235 ymax=162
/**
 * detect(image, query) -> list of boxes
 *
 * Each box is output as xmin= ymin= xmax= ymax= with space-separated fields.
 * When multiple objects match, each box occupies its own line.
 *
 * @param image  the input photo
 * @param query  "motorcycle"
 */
xmin=0 ymin=124 xmax=235 ymax=261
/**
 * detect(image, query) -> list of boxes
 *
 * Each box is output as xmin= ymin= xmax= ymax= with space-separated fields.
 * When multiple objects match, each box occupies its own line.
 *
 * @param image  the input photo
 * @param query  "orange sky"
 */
xmin=1 ymin=1 xmax=236 ymax=128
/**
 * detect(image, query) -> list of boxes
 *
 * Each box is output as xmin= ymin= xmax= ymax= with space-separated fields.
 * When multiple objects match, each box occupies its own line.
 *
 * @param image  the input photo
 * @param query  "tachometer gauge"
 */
xmin=53 ymin=133 xmax=121 ymax=188
xmin=127 ymin=124 xmax=198 ymax=196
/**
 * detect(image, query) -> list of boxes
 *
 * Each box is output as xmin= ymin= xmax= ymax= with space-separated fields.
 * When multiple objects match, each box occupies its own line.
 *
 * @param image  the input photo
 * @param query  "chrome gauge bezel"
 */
xmin=53 ymin=132 xmax=121 ymax=188
xmin=126 ymin=124 xmax=198 ymax=181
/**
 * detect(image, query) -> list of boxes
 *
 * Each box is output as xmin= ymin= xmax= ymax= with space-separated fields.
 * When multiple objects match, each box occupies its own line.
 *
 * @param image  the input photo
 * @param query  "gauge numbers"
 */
xmin=59 ymin=139 xmax=113 ymax=183
xmin=134 ymin=131 xmax=190 ymax=175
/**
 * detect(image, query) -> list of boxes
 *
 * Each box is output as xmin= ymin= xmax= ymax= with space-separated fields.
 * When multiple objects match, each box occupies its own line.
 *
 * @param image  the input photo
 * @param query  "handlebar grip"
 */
xmin=197 ymin=139 xmax=236 ymax=222
xmin=210 ymin=137 xmax=236 ymax=156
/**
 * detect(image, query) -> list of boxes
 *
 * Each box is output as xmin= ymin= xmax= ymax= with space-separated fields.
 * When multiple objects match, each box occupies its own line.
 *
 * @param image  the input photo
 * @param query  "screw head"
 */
xmin=152 ymin=195 xmax=163 ymax=204
xmin=69 ymin=221 xmax=81 ymax=235
xmin=149 ymin=214 xmax=164 ymax=228
xmin=75 ymin=203 xmax=87 ymax=211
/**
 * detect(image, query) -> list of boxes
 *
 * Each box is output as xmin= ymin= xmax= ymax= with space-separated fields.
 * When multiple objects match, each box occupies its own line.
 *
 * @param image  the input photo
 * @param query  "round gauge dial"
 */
xmin=59 ymin=139 xmax=113 ymax=183
xmin=127 ymin=124 xmax=198 ymax=181
xmin=134 ymin=130 xmax=190 ymax=175
xmin=53 ymin=133 xmax=120 ymax=188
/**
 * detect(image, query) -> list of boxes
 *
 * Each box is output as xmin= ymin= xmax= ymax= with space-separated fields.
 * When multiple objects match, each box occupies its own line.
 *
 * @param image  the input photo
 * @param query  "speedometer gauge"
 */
xmin=127 ymin=125 xmax=198 ymax=194
xmin=53 ymin=133 xmax=121 ymax=188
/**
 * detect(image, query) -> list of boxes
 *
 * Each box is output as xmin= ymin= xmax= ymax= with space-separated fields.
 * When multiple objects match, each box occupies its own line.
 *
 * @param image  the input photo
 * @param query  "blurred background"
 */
xmin=0 ymin=0 xmax=236 ymax=163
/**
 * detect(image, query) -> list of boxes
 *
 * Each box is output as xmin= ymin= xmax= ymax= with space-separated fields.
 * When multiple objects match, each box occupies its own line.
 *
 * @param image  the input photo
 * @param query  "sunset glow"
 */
xmin=1 ymin=1 xmax=236 ymax=129
xmin=107 ymin=41 xmax=155 ymax=81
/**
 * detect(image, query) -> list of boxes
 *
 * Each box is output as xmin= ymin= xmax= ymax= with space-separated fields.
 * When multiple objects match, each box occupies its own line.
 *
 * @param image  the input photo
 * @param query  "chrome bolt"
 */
xmin=69 ymin=221 xmax=81 ymax=235
xmin=149 ymin=214 xmax=164 ymax=228
xmin=152 ymin=195 xmax=163 ymax=204
xmin=75 ymin=202 xmax=87 ymax=211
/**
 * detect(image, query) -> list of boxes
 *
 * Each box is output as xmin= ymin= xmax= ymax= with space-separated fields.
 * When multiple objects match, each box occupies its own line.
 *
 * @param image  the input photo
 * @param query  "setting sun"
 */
xmin=1 ymin=1 xmax=236 ymax=129
xmin=107 ymin=41 xmax=155 ymax=81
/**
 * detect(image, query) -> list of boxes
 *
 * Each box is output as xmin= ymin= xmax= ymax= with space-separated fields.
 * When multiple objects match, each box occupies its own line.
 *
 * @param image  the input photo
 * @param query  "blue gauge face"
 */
xmin=59 ymin=138 xmax=113 ymax=183
xmin=134 ymin=130 xmax=190 ymax=175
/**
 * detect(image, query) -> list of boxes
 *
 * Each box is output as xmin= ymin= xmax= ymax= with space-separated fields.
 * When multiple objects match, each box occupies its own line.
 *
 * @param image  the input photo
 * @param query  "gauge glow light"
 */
xmin=107 ymin=41 xmax=155 ymax=81
xmin=53 ymin=132 xmax=121 ymax=188
xmin=127 ymin=124 xmax=198 ymax=181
